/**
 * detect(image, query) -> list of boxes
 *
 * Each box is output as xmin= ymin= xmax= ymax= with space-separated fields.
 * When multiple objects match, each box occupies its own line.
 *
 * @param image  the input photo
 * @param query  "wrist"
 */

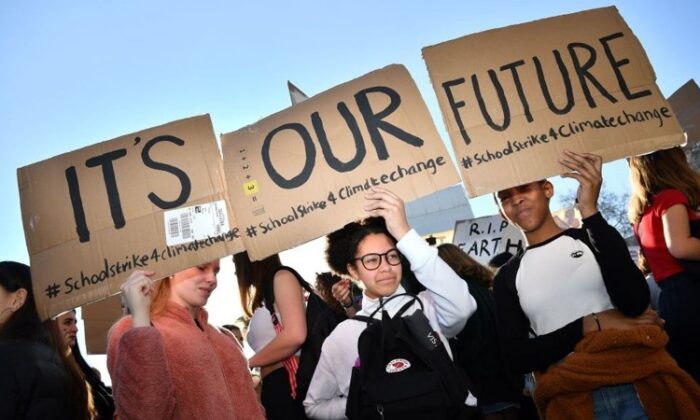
xmin=393 ymin=224 xmax=411 ymax=242
xmin=131 ymin=312 xmax=151 ymax=328
xmin=342 ymin=299 xmax=354 ymax=309
xmin=578 ymin=205 xmax=598 ymax=219
xmin=583 ymin=313 xmax=602 ymax=334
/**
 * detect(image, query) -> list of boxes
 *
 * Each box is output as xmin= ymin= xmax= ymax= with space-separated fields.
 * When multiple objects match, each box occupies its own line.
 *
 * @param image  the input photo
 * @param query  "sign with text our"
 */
xmin=222 ymin=65 xmax=460 ymax=260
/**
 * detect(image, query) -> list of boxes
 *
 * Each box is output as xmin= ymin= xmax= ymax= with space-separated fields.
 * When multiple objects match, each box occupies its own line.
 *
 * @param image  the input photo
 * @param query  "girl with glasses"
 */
xmin=303 ymin=187 xmax=477 ymax=419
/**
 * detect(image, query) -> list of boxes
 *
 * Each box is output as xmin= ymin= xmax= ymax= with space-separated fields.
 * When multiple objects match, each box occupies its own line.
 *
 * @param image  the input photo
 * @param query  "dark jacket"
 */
xmin=449 ymin=277 xmax=523 ymax=406
xmin=0 ymin=339 xmax=73 ymax=420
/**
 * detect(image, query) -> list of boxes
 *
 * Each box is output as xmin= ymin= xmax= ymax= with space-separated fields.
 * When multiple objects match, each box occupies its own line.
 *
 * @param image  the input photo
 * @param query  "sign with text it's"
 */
xmin=222 ymin=65 xmax=460 ymax=260
xmin=18 ymin=115 xmax=243 ymax=320
xmin=423 ymin=6 xmax=684 ymax=197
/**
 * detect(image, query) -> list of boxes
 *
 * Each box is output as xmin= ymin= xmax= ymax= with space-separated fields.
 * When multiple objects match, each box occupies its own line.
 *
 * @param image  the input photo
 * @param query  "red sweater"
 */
xmin=107 ymin=302 xmax=265 ymax=420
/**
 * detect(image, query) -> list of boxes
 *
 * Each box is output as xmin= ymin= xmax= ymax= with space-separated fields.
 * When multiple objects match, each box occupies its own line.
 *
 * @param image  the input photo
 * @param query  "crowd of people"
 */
xmin=3 ymin=149 xmax=700 ymax=419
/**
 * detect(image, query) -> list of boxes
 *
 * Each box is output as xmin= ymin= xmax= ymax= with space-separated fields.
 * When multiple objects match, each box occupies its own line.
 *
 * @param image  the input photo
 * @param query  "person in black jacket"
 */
xmin=0 ymin=261 xmax=73 ymax=419
xmin=438 ymin=244 xmax=523 ymax=420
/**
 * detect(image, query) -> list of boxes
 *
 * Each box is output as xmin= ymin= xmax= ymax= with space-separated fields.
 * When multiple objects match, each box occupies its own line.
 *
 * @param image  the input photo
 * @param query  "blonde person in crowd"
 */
xmin=629 ymin=147 xmax=700 ymax=384
xmin=107 ymin=261 xmax=264 ymax=420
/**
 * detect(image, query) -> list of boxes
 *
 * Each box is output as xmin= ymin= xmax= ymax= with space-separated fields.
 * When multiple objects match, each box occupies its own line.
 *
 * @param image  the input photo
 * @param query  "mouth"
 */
xmin=376 ymin=277 xmax=397 ymax=285
xmin=516 ymin=207 xmax=531 ymax=218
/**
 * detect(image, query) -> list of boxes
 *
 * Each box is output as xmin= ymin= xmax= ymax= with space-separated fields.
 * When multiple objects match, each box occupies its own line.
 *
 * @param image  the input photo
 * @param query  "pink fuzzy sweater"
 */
xmin=107 ymin=302 xmax=265 ymax=420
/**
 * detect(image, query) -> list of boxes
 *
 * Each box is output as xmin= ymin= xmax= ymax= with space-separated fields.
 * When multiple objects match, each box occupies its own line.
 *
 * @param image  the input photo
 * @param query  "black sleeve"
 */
xmin=0 ymin=357 xmax=18 ymax=419
xmin=582 ymin=212 xmax=649 ymax=316
xmin=493 ymin=258 xmax=583 ymax=374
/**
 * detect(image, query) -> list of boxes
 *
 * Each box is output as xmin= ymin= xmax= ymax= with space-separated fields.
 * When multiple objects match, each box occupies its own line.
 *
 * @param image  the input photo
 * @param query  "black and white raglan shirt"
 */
xmin=493 ymin=212 xmax=650 ymax=374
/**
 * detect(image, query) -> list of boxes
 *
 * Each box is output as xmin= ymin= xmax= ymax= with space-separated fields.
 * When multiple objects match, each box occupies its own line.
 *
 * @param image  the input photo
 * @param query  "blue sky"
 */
xmin=2 ymin=0 xmax=698 ymax=265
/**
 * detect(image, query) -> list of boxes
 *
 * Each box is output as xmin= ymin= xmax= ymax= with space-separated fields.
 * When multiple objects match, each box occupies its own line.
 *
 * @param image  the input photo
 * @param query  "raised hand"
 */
xmin=559 ymin=150 xmax=603 ymax=218
xmin=120 ymin=270 xmax=156 ymax=328
xmin=363 ymin=187 xmax=411 ymax=241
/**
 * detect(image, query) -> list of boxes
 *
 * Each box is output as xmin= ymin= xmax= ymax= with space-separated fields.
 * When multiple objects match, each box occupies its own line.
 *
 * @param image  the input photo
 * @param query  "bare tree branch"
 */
xmin=557 ymin=184 xmax=632 ymax=238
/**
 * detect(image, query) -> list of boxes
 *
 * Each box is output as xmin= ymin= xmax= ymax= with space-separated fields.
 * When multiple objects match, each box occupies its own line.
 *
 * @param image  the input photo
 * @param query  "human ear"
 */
xmin=543 ymin=181 xmax=554 ymax=199
xmin=12 ymin=288 xmax=27 ymax=311
xmin=347 ymin=262 xmax=360 ymax=281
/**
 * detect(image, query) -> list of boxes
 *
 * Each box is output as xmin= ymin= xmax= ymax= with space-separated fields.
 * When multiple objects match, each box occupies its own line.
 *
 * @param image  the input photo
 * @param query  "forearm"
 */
xmin=503 ymin=318 xmax=583 ymax=374
xmin=110 ymin=327 xmax=177 ymax=419
xmin=668 ymin=236 xmax=700 ymax=260
xmin=249 ymin=332 xmax=303 ymax=367
xmin=304 ymin=396 xmax=347 ymax=419
xmin=584 ymin=212 xmax=649 ymax=315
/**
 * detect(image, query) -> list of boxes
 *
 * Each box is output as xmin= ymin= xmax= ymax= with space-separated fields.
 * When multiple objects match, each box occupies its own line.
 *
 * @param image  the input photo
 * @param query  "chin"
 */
xmin=380 ymin=283 xmax=400 ymax=296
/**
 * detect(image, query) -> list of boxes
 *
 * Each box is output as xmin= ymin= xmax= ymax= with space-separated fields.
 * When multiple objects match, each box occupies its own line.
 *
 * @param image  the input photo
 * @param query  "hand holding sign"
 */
xmin=120 ymin=270 xmax=156 ymax=328
xmin=363 ymin=187 xmax=411 ymax=241
xmin=559 ymin=151 xmax=602 ymax=218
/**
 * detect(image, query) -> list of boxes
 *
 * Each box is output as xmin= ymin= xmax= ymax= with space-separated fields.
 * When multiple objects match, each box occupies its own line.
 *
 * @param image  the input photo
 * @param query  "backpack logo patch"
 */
xmin=570 ymin=250 xmax=584 ymax=258
xmin=385 ymin=358 xmax=411 ymax=373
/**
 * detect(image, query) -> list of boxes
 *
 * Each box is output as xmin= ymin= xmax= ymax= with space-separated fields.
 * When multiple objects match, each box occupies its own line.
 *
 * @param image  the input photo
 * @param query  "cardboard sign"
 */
xmin=452 ymin=214 xmax=524 ymax=265
xmin=667 ymin=79 xmax=700 ymax=144
xmin=222 ymin=65 xmax=461 ymax=260
xmin=82 ymin=295 xmax=123 ymax=354
xmin=18 ymin=115 xmax=243 ymax=320
xmin=423 ymin=7 xmax=685 ymax=197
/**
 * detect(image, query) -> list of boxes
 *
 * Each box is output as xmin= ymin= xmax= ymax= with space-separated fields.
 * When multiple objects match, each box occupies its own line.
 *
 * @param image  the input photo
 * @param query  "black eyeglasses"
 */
xmin=354 ymin=249 xmax=402 ymax=271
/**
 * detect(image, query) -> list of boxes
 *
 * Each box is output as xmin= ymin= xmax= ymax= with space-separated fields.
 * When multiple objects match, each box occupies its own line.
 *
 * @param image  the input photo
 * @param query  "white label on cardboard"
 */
xmin=164 ymin=200 xmax=229 ymax=246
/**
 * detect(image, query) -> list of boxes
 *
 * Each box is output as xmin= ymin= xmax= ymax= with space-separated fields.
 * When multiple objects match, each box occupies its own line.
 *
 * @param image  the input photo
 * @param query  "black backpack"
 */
xmin=264 ymin=266 xmax=346 ymax=404
xmin=346 ymin=293 xmax=469 ymax=420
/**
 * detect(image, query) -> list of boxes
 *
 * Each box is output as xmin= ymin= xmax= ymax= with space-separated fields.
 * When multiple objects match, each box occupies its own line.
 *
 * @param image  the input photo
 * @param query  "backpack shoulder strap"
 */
xmin=367 ymin=292 xmax=424 ymax=319
xmin=263 ymin=266 xmax=313 ymax=314
xmin=395 ymin=297 xmax=419 ymax=318
xmin=352 ymin=315 xmax=374 ymax=324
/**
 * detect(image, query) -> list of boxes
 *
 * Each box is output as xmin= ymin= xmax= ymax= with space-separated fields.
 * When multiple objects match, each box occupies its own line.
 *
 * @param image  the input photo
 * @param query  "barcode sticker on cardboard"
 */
xmin=164 ymin=200 xmax=229 ymax=246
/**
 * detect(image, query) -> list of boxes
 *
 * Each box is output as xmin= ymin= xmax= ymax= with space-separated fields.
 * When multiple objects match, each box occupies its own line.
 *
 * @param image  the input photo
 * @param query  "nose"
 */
xmin=205 ymin=267 xmax=218 ymax=287
xmin=511 ymin=191 xmax=526 ymax=206
xmin=70 ymin=323 xmax=78 ymax=334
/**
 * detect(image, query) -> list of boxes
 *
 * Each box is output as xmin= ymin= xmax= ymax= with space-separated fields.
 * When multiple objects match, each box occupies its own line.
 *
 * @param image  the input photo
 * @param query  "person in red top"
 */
xmin=107 ymin=261 xmax=265 ymax=420
xmin=629 ymin=146 xmax=700 ymax=384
